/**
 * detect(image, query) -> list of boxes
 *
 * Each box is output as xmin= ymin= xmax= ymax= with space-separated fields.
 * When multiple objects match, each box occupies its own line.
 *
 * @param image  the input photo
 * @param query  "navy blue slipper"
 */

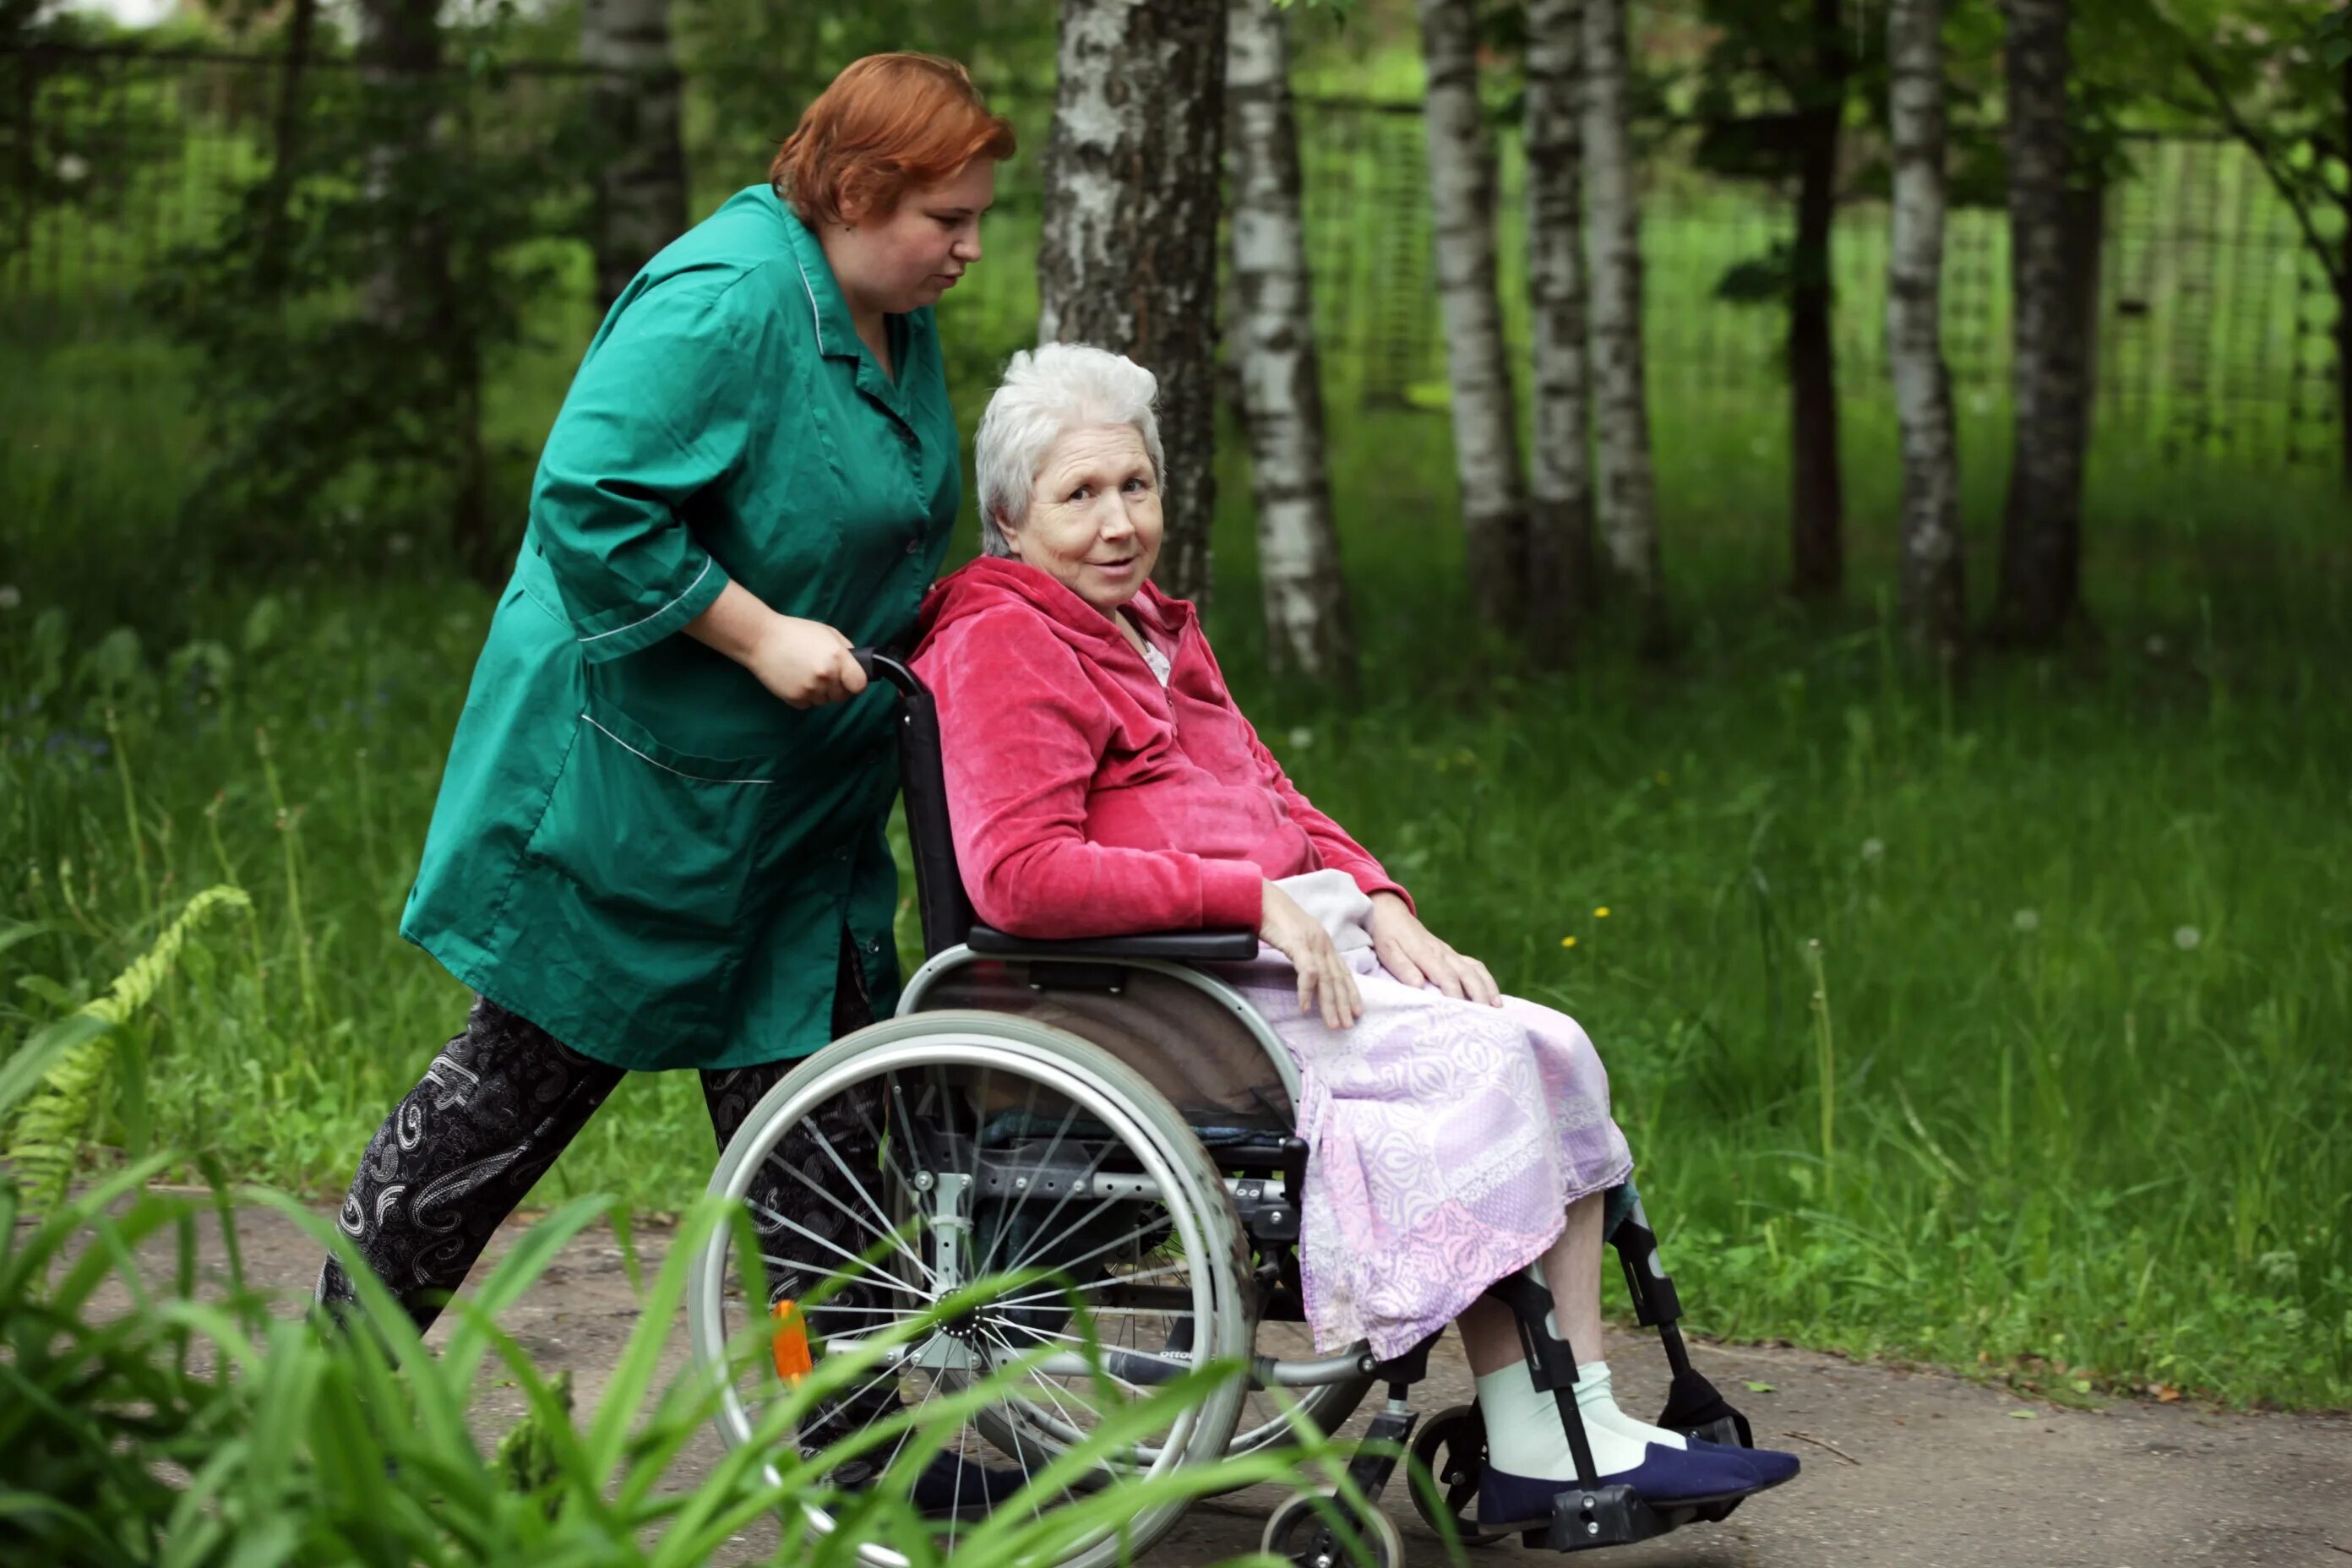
xmin=1694 ymin=1435 xmax=1801 ymax=1489
xmin=1477 ymin=1443 xmax=1760 ymax=1531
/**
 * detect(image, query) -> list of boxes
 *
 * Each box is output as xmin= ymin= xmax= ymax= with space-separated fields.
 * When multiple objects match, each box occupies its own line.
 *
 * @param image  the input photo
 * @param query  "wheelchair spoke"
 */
xmin=987 ymin=1318 xmax=1163 ymax=1394
xmin=747 ymin=1201 xmax=933 ymax=1302
xmin=795 ymin=1120 xmax=941 ymax=1290
xmin=854 ymin=1071 xmax=931 ymax=1228
xmin=973 ymin=1089 xmax=1089 ymax=1283
xmin=996 ymin=1227 xmax=1190 ymax=1304
xmin=758 ymin=1141 xmax=939 ymax=1293
xmin=741 ymin=1279 xmax=932 ymax=1326
xmin=977 ymin=1320 xmax=1120 ymax=1487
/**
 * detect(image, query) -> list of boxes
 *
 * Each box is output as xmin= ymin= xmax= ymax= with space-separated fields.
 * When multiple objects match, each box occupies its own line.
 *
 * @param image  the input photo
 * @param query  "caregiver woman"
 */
xmin=317 ymin=54 xmax=1011 ymax=1380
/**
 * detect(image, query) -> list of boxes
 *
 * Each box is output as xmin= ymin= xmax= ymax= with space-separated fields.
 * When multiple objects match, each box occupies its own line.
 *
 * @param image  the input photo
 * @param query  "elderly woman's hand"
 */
xmin=1260 ymin=882 xmax=1364 ymax=1030
xmin=1367 ymin=892 xmax=1501 ymax=1007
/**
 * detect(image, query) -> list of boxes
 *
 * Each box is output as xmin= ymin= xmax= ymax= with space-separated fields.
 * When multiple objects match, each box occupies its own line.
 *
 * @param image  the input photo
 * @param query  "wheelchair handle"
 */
xmin=849 ymin=646 xmax=927 ymax=700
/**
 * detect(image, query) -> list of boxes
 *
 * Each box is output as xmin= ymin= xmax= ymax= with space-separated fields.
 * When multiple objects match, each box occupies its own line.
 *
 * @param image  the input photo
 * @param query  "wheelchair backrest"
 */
xmin=866 ymin=652 xmax=978 ymax=959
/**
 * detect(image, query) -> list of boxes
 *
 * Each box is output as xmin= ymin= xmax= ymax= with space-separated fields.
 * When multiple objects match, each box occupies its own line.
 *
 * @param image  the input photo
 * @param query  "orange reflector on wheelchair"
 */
xmin=770 ymin=1299 xmax=813 ymax=1383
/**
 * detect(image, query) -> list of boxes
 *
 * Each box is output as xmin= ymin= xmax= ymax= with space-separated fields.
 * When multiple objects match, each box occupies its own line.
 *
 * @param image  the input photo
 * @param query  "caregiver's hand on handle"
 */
xmin=1368 ymin=890 xmax=1502 ymax=1007
xmin=1261 ymin=881 xmax=1364 ymax=1031
xmin=686 ymin=580 xmax=868 ymax=708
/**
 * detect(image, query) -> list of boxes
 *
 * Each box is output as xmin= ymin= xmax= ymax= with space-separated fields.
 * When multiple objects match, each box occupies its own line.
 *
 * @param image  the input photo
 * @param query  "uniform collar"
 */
xmin=775 ymin=193 xmax=863 ymax=363
xmin=773 ymin=192 xmax=924 ymax=422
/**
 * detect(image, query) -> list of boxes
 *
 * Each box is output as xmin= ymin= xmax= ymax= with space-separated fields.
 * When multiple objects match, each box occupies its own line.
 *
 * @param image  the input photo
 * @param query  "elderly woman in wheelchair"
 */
xmin=686 ymin=344 xmax=1795 ymax=1565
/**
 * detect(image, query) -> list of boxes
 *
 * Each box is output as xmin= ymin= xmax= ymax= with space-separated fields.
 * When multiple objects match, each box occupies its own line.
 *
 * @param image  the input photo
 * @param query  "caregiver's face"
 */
xmin=1005 ymin=424 xmax=1163 ymax=617
xmin=834 ymin=158 xmax=994 ymax=317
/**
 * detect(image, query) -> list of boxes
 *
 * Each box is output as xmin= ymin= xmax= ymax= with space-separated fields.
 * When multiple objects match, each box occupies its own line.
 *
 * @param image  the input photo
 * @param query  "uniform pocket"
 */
xmin=523 ymin=700 xmax=776 ymax=948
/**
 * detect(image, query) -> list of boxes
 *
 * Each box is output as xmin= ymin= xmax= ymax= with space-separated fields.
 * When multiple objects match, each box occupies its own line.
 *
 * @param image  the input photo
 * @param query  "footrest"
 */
xmin=1536 ymin=1483 xmax=1677 ymax=1552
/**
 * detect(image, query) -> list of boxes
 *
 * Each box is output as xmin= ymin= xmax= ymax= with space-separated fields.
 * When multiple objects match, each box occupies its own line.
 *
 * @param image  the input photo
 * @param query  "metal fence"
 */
xmin=4 ymin=41 xmax=2340 ymax=470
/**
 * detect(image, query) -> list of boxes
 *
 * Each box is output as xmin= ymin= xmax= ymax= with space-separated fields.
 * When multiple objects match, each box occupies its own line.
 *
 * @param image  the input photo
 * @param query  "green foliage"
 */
xmin=3 ymin=389 xmax=2348 ymax=1410
xmin=0 ymin=1173 xmax=1346 ymax=1565
xmin=4 ymin=885 xmax=253 ymax=1211
xmin=137 ymin=15 xmax=599 ymax=582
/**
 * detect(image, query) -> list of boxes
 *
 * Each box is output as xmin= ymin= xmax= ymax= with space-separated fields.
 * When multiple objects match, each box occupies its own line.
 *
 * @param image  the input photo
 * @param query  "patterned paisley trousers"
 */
xmin=317 ymin=934 xmax=897 ymax=1440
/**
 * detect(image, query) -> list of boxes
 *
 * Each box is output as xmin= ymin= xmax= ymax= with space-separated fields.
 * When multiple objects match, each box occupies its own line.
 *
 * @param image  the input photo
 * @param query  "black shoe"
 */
xmin=828 ymin=1446 xmax=1030 ymax=1520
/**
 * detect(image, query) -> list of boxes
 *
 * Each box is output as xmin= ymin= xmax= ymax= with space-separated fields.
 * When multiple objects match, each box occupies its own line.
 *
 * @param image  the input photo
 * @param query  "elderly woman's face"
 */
xmin=1003 ymin=424 xmax=1162 ymax=616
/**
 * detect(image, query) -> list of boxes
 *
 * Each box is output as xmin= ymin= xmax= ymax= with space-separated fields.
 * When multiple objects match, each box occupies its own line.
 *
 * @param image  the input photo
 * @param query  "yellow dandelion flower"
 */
xmin=1560 ymin=935 xmax=1578 ymax=948
xmin=1594 ymin=906 xmax=1611 ymax=918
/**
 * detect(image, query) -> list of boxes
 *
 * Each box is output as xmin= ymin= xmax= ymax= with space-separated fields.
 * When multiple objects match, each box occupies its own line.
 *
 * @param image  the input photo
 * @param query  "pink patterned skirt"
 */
xmin=1216 ymin=946 xmax=1634 ymax=1360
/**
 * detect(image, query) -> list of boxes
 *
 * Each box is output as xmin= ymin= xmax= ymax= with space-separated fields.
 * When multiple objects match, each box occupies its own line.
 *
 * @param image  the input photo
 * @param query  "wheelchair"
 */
xmin=686 ymin=651 xmax=1772 ymax=1567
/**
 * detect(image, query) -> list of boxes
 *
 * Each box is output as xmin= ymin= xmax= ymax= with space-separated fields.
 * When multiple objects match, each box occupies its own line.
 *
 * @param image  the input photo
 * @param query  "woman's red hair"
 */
xmin=772 ymin=54 xmax=1016 ymax=227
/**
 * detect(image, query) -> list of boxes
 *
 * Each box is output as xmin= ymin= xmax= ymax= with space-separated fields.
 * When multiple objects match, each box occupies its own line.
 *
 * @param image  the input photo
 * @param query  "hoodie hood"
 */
xmin=917 ymin=556 xmax=1195 ymax=661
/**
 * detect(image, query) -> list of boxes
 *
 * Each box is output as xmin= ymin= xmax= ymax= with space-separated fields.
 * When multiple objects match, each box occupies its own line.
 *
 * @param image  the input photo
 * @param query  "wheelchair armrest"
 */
xmin=964 ymin=923 xmax=1260 ymax=963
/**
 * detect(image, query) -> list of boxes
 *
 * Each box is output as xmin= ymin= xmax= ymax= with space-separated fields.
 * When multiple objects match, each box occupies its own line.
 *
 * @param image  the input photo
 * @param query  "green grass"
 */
xmin=5 ymin=98 xmax=2349 ymax=1412
xmin=5 ymin=327 xmax=2348 ymax=1413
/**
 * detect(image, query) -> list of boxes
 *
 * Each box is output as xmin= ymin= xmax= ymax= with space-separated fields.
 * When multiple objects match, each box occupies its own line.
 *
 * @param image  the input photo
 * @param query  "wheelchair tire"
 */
xmin=686 ymin=1011 xmax=1253 ymax=1568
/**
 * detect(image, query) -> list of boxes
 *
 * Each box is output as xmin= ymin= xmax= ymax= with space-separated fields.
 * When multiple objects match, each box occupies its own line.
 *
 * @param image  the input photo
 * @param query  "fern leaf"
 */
xmin=5 ymin=885 xmax=253 ymax=1211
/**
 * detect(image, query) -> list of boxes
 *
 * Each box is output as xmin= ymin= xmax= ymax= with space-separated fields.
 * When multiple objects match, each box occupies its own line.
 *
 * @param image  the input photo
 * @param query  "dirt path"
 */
xmin=99 ymin=1201 xmax=2352 ymax=1566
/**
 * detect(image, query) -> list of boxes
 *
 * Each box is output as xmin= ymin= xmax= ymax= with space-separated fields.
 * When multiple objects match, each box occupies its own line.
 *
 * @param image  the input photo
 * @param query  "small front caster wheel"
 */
xmin=1260 ymin=1487 xmax=1406 ymax=1568
xmin=1407 ymin=1402 xmax=1507 ymax=1547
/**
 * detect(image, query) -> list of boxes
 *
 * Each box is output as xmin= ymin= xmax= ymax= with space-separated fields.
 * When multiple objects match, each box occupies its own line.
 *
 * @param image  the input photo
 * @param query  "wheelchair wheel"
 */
xmin=685 ymin=1011 xmax=1252 ymax=1568
xmin=1261 ymin=1487 xmax=1405 ymax=1568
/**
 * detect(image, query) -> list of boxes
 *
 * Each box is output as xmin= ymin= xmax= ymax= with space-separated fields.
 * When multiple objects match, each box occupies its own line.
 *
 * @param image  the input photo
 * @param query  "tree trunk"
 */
xmin=1037 ymin=0 xmax=1229 ymax=607
xmin=1787 ymin=0 xmax=1848 ymax=601
xmin=1524 ymin=0 xmax=1596 ymax=667
xmin=1991 ymin=0 xmax=2088 ymax=646
xmin=581 ymin=0 xmax=689 ymax=313
xmin=1886 ymin=0 xmax=1965 ymax=663
xmin=258 ymin=0 xmax=318 ymax=291
xmin=1582 ymin=0 xmax=1667 ymax=650
xmin=2338 ymin=51 xmax=2350 ymax=492
xmin=354 ymin=0 xmax=441 ymax=334
xmin=2065 ymin=174 xmax=2104 ymax=442
xmin=1413 ymin=0 xmax=1530 ymax=635
xmin=1227 ymin=0 xmax=1358 ymax=694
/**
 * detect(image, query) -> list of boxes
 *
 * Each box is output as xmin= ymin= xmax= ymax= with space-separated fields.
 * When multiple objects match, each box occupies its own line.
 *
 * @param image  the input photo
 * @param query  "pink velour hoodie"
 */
xmin=910 ymin=557 xmax=1411 ymax=940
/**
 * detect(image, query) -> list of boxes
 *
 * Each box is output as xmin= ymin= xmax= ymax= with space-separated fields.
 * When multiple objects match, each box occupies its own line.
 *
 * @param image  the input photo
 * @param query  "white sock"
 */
xmin=1475 ymin=1358 xmax=1664 ymax=1481
xmin=1575 ymin=1363 xmax=1690 ymax=1452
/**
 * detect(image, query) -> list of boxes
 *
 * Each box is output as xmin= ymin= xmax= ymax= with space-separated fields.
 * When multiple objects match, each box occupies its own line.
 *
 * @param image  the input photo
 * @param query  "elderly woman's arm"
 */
xmin=928 ymin=610 xmax=1267 ymax=939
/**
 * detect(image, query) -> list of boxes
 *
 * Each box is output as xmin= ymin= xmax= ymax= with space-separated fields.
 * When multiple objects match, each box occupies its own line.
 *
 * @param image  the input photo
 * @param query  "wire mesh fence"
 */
xmin=4 ymin=40 xmax=2340 ymax=471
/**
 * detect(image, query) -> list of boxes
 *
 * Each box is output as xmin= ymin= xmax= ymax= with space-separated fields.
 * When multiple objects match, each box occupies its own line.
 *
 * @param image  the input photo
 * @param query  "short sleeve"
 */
xmin=526 ymin=277 xmax=761 ymax=662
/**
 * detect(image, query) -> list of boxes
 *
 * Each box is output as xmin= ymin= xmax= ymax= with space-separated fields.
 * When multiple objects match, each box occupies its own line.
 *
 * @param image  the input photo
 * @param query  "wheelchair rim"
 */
xmin=686 ymin=1017 xmax=1250 ymax=1568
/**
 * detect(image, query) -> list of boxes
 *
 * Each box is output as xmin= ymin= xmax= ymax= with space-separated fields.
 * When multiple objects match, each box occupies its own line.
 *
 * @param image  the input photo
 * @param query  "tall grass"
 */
xmin=7 ymin=231 xmax=2350 ymax=1412
xmin=0 ymin=1166 xmax=1350 ymax=1565
xmin=0 ymin=892 xmax=1385 ymax=1567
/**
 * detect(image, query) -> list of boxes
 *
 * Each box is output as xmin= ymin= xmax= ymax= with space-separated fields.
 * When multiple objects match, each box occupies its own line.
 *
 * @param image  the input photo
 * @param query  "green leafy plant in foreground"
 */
xmin=0 ymin=1147 xmax=1421 ymax=1567
xmin=3 ymin=883 xmax=253 ymax=1211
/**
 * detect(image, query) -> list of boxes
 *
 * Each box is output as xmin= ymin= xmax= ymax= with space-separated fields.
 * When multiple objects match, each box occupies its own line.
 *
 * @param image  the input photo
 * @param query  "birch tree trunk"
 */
xmin=581 ymin=0 xmax=689 ymax=313
xmin=1886 ymin=0 xmax=1966 ymax=662
xmin=355 ymin=0 xmax=495 ymax=580
xmin=1414 ymin=0 xmax=1530 ymax=635
xmin=1787 ymin=0 xmax=1848 ymax=600
xmin=257 ymin=0 xmax=319 ymax=293
xmin=1582 ymin=0 xmax=1667 ymax=650
xmin=1524 ymin=0 xmax=1596 ymax=667
xmin=355 ymin=0 xmax=440 ymax=334
xmin=1227 ymin=0 xmax=1357 ymax=692
xmin=1991 ymin=0 xmax=2088 ymax=645
xmin=1037 ymin=0 xmax=1228 ymax=606
xmin=2339 ymin=52 xmax=2351 ymax=491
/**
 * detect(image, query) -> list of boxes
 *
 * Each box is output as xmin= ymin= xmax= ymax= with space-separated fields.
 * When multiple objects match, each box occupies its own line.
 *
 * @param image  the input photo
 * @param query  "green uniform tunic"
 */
xmin=400 ymin=184 xmax=958 ymax=1070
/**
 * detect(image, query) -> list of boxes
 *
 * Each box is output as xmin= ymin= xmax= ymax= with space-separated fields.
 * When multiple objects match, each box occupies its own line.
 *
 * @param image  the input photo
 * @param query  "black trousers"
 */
xmin=317 ymin=934 xmax=897 ymax=1436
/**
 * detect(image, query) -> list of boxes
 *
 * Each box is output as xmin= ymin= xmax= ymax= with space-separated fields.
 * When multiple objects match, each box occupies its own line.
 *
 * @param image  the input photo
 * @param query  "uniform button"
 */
xmin=905 ymin=539 xmax=920 ymax=555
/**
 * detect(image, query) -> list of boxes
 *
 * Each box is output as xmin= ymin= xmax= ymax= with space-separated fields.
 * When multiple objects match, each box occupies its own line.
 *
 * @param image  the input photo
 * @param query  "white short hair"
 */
xmin=973 ymin=343 xmax=1165 ymax=558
